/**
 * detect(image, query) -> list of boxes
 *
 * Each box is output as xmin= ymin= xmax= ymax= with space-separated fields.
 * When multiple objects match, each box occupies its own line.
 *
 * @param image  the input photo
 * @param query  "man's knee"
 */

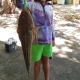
xmin=41 ymin=56 xmax=49 ymax=64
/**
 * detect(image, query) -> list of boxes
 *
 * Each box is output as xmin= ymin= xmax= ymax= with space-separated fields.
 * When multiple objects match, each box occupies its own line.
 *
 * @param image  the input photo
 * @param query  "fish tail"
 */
xmin=28 ymin=70 xmax=30 ymax=80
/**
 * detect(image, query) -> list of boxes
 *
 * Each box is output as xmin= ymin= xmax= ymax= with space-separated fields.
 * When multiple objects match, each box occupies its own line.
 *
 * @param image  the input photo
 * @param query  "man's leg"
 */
xmin=41 ymin=56 xmax=50 ymax=80
xmin=34 ymin=60 xmax=42 ymax=80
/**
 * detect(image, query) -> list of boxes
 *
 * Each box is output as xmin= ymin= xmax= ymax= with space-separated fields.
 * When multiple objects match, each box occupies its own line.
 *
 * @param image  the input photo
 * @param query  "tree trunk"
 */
xmin=3 ymin=0 xmax=16 ymax=14
xmin=0 ymin=0 xmax=2 ymax=7
xmin=11 ymin=0 xmax=16 ymax=6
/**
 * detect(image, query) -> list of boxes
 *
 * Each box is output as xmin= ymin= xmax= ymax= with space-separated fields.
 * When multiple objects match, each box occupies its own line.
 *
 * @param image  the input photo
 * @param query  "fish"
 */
xmin=17 ymin=8 xmax=38 ymax=79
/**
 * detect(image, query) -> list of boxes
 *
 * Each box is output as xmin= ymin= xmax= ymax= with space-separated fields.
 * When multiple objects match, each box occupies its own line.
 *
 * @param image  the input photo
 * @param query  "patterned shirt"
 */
xmin=16 ymin=0 xmax=55 ymax=44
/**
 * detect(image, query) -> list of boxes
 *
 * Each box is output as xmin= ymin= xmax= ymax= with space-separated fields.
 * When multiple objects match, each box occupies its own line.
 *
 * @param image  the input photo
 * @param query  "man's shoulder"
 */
xmin=45 ymin=4 xmax=53 ymax=10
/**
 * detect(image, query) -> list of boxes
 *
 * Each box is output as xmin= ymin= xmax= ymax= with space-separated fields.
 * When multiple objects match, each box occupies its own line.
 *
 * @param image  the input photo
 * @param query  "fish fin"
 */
xmin=33 ymin=27 xmax=38 ymax=34
xmin=32 ymin=27 xmax=38 ymax=41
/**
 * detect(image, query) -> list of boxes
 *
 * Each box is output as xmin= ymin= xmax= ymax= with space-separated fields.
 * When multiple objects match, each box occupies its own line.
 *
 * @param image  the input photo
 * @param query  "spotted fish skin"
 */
xmin=17 ymin=9 xmax=34 ymax=78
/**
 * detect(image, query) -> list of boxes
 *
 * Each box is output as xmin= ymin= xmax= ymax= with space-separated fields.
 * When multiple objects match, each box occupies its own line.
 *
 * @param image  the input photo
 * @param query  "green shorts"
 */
xmin=31 ymin=44 xmax=52 ymax=62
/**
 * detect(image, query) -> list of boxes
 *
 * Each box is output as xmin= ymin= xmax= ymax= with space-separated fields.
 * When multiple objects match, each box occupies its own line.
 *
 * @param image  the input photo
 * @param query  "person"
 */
xmin=16 ymin=0 xmax=55 ymax=80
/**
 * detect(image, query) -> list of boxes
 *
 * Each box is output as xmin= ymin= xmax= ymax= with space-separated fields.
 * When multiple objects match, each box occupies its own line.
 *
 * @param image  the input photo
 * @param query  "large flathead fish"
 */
xmin=17 ymin=8 xmax=37 ymax=79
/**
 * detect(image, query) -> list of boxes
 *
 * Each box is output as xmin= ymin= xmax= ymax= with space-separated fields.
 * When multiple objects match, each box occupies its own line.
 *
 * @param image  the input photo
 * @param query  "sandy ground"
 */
xmin=0 ymin=4 xmax=80 ymax=80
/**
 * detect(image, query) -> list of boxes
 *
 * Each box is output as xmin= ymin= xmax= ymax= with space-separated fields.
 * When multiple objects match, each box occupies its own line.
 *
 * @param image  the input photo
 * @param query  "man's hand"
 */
xmin=52 ymin=41 xmax=55 ymax=47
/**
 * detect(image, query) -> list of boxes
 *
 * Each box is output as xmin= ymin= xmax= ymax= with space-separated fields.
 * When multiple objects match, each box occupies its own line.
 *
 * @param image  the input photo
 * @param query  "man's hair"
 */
xmin=34 ymin=0 xmax=40 ymax=2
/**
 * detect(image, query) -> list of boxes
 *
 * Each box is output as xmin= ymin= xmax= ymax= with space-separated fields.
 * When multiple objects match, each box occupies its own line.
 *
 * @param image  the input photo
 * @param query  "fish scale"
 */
xmin=17 ymin=8 xmax=34 ymax=79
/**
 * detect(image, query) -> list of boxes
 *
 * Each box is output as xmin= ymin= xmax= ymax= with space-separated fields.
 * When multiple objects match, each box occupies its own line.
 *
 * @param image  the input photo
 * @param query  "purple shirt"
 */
xmin=16 ymin=1 xmax=55 ymax=44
